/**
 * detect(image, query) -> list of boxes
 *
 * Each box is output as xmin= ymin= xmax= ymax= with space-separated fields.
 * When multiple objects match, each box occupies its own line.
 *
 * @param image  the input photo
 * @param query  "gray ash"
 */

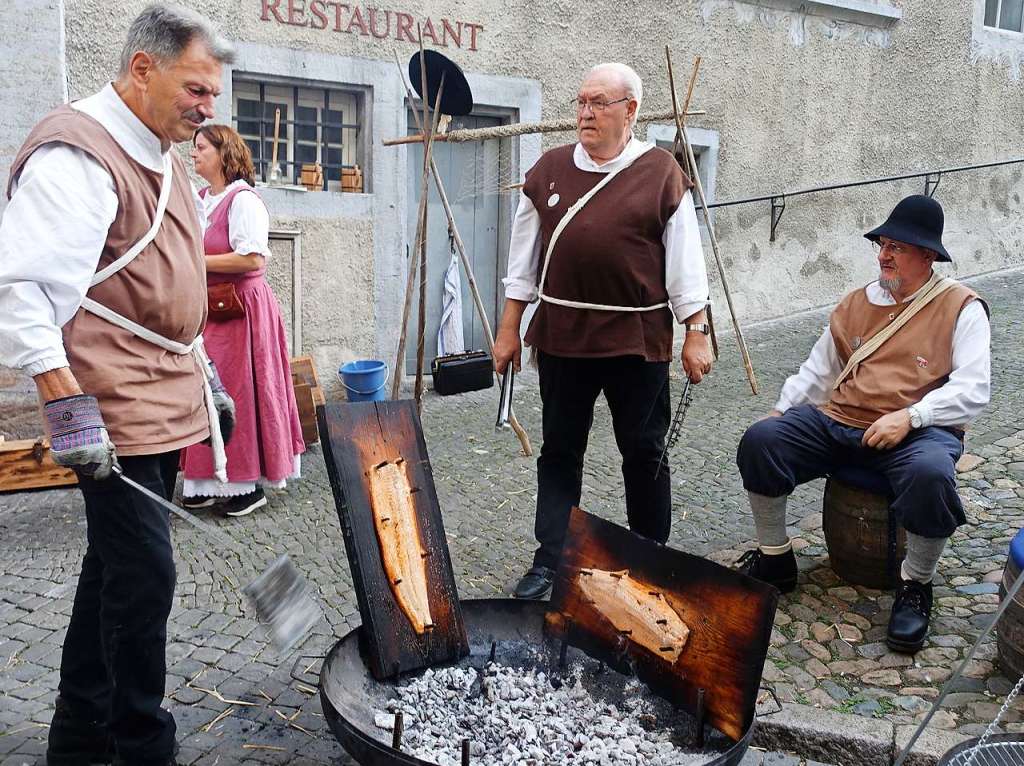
xmin=377 ymin=661 xmax=709 ymax=766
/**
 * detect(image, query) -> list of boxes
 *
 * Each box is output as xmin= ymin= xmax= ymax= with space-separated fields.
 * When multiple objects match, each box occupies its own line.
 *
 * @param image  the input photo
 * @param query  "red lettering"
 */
xmin=441 ymin=19 xmax=461 ymax=48
xmin=395 ymin=12 xmax=416 ymax=42
xmin=421 ymin=18 xmax=439 ymax=45
xmin=287 ymin=0 xmax=308 ymax=25
xmin=309 ymin=0 xmax=328 ymax=29
xmin=324 ymin=1 xmax=348 ymax=31
xmin=346 ymin=5 xmax=369 ymax=35
xmin=368 ymin=7 xmax=390 ymax=38
xmin=464 ymin=22 xmax=482 ymax=51
xmin=261 ymin=0 xmax=286 ymax=22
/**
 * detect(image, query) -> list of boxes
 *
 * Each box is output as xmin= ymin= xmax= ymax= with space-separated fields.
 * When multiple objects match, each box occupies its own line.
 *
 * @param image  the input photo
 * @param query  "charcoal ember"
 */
xmin=373 ymin=661 xmax=708 ymax=766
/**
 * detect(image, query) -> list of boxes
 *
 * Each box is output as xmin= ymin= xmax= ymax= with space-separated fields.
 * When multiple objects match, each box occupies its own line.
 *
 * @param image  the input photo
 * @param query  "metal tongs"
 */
xmin=495 ymin=367 xmax=515 ymax=431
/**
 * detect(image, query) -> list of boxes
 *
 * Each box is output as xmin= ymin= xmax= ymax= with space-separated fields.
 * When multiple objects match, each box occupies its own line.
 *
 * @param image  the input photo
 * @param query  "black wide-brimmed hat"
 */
xmin=408 ymin=50 xmax=474 ymax=117
xmin=863 ymin=194 xmax=951 ymax=262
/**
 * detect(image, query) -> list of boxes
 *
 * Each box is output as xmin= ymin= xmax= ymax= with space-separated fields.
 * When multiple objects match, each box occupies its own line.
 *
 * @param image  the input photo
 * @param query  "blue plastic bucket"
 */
xmin=339 ymin=360 xmax=389 ymax=403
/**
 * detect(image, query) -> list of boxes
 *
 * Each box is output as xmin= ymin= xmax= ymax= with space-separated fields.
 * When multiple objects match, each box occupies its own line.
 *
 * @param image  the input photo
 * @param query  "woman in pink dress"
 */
xmin=181 ymin=125 xmax=305 ymax=516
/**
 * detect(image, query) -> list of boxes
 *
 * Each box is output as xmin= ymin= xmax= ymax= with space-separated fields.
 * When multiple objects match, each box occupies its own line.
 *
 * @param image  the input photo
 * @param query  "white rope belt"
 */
xmin=537 ymin=144 xmax=668 ymax=313
xmin=80 ymin=154 xmax=227 ymax=481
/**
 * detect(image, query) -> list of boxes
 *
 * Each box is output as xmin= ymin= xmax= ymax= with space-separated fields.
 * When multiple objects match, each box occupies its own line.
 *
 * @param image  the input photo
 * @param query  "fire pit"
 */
xmin=319 ymin=599 xmax=754 ymax=766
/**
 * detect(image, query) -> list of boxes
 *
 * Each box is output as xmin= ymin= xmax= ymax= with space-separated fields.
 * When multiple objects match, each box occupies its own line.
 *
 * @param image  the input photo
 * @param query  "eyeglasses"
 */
xmin=571 ymin=96 xmax=630 ymax=114
xmin=871 ymin=240 xmax=911 ymax=256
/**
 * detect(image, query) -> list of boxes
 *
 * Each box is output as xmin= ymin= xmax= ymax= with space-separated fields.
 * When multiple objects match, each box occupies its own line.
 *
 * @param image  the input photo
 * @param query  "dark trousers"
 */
xmin=533 ymin=352 xmax=671 ymax=569
xmin=736 ymin=404 xmax=965 ymax=538
xmin=52 ymin=451 xmax=179 ymax=763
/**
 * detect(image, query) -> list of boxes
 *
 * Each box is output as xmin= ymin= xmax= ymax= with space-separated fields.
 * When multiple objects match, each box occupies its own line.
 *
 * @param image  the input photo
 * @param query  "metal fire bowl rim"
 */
xmin=318 ymin=597 xmax=754 ymax=766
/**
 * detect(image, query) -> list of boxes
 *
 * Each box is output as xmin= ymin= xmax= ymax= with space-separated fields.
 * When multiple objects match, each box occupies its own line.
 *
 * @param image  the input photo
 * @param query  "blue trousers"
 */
xmin=736 ymin=405 xmax=965 ymax=538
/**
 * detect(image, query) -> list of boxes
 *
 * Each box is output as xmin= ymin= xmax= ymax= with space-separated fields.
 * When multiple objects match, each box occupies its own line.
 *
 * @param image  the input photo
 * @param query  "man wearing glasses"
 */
xmin=493 ymin=62 xmax=714 ymax=600
xmin=735 ymin=194 xmax=990 ymax=653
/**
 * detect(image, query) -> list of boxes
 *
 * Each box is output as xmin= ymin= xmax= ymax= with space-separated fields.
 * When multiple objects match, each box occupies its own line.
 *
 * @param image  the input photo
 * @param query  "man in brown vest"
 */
xmin=0 ymin=5 xmax=236 ymax=763
xmin=735 ymin=195 xmax=991 ymax=653
xmin=493 ymin=62 xmax=715 ymax=600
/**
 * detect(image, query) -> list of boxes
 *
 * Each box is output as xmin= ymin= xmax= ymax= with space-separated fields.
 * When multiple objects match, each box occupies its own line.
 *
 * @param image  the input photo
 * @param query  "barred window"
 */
xmin=985 ymin=0 xmax=1024 ymax=31
xmin=233 ymin=77 xmax=367 ymax=192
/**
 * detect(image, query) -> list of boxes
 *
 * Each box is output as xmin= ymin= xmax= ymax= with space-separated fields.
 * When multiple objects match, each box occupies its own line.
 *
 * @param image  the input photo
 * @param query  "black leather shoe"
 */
xmin=46 ymin=696 xmax=113 ymax=765
xmin=735 ymin=548 xmax=798 ymax=594
xmin=513 ymin=566 xmax=555 ymax=599
xmin=887 ymin=578 xmax=933 ymax=653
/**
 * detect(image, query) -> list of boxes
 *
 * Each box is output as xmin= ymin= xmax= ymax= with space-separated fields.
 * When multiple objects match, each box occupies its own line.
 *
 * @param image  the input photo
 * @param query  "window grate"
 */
xmin=232 ymin=77 xmax=365 ymax=192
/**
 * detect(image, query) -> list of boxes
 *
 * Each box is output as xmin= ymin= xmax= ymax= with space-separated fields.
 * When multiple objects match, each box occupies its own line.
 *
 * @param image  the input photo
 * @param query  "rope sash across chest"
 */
xmin=537 ymin=144 xmax=669 ymax=313
xmin=79 ymin=155 xmax=228 ymax=481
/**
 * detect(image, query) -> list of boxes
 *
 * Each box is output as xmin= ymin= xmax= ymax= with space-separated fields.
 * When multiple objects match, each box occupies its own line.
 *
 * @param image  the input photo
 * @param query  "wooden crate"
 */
xmin=300 ymin=162 xmax=323 ymax=191
xmin=0 ymin=437 xmax=78 ymax=493
xmin=318 ymin=399 xmax=468 ymax=679
xmin=290 ymin=355 xmax=325 ymax=407
xmin=340 ymin=165 xmax=363 ymax=193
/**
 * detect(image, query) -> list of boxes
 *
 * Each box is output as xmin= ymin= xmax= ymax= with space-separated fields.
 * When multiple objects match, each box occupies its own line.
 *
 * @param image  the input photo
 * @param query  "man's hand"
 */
xmin=682 ymin=331 xmax=714 ymax=383
xmin=493 ymin=299 xmax=528 ymax=375
xmin=207 ymin=360 xmax=236 ymax=445
xmin=862 ymin=409 xmax=912 ymax=450
xmin=44 ymin=394 xmax=117 ymax=479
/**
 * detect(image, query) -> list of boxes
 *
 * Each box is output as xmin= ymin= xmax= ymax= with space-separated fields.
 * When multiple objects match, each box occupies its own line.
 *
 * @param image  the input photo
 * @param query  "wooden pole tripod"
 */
xmin=390 ymin=52 xmax=534 ymax=456
xmin=666 ymin=47 xmax=759 ymax=395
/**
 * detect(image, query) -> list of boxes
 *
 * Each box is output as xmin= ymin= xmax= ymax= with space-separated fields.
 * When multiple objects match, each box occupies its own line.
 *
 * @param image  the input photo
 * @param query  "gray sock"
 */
xmin=902 ymin=532 xmax=948 ymax=583
xmin=749 ymin=492 xmax=790 ymax=550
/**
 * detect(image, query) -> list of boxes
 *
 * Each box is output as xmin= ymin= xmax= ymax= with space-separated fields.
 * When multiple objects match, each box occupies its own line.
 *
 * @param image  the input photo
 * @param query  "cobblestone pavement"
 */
xmin=3 ymin=267 xmax=1024 ymax=764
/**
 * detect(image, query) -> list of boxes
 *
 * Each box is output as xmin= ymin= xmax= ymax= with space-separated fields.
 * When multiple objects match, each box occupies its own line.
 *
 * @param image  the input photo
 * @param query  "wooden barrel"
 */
xmin=822 ymin=477 xmax=906 ymax=589
xmin=997 ymin=550 xmax=1024 ymax=678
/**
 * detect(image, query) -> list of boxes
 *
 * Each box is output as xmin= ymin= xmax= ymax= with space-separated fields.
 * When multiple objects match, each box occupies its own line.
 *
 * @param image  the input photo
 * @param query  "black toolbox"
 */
xmin=431 ymin=351 xmax=494 ymax=396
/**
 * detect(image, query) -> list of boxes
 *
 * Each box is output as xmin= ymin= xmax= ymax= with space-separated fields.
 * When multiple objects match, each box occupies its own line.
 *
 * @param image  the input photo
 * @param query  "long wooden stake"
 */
xmin=414 ymin=31 xmax=437 ymax=413
xmin=391 ymin=55 xmax=446 ymax=401
xmin=666 ymin=47 xmax=758 ymax=395
xmin=393 ymin=52 xmax=533 ymax=457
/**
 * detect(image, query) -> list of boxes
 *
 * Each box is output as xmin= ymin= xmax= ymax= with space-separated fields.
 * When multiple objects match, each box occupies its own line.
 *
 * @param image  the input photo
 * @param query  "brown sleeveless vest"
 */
xmin=822 ymin=281 xmax=985 ymax=429
xmin=8 ymin=105 xmax=209 ymax=455
xmin=522 ymin=144 xmax=691 ymax=362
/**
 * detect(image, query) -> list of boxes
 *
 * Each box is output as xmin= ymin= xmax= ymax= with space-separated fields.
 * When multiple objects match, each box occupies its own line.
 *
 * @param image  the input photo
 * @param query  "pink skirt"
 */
xmin=182 ymin=274 xmax=305 ymax=483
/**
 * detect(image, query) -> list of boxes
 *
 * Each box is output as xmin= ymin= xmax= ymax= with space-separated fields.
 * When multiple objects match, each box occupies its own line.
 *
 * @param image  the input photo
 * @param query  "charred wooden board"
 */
xmin=546 ymin=508 xmax=778 ymax=742
xmin=318 ymin=400 xmax=467 ymax=679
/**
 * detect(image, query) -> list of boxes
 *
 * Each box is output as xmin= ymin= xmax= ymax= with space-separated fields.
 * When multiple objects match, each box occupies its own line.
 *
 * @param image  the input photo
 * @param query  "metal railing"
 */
xmin=703 ymin=157 xmax=1024 ymax=241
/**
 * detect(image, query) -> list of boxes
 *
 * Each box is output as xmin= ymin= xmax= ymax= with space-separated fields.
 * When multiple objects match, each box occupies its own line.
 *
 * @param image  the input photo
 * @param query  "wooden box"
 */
xmin=340 ymin=165 xmax=363 ymax=193
xmin=300 ymin=162 xmax=323 ymax=191
xmin=0 ymin=437 xmax=78 ymax=493
xmin=290 ymin=355 xmax=325 ymax=446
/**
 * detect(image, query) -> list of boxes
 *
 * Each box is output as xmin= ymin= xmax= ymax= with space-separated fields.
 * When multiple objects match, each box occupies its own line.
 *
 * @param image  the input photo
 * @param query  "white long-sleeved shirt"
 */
xmin=201 ymin=179 xmax=271 ymax=257
xmin=0 ymin=83 xmax=202 ymax=377
xmin=775 ymin=280 xmax=991 ymax=428
xmin=502 ymin=136 xmax=710 ymax=323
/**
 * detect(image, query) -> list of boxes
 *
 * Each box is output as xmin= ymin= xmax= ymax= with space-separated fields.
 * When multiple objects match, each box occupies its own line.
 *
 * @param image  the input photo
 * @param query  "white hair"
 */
xmin=119 ymin=3 xmax=235 ymax=76
xmin=586 ymin=62 xmax=643 ymax=127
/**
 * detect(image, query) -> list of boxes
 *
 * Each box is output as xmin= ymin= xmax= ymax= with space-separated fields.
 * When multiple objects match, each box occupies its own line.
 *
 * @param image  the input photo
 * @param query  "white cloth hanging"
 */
xmin=436 ymin=251 xmax=465 ymax=356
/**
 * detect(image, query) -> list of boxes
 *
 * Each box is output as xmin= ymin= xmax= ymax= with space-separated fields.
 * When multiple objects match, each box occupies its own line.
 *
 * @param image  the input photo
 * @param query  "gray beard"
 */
xmin=879 ymin=276 xmax=902 ymax=294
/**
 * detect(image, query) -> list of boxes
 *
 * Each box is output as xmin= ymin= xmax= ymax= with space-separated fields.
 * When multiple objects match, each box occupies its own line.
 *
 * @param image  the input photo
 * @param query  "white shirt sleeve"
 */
xmin=502 ymin=192 xmax=542 ymax=302
xmin=663 ymin=189 xmax=711 ymax=322
xmin=226 ymin=190 xmax=271 ymax=257
xmin=914 ymin=300 xmax=991 ymax=428
xmin=775 ymin=325 xmax=843 ymax=412
xmin=0 ymin=143 xmax=118 ymax=376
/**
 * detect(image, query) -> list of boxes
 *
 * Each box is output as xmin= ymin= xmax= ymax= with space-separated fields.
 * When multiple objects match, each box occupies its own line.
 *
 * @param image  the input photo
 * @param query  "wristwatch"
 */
xmin=684 ymin=323 xmax=711 ymax=335
xmin=907 ymin=405 xmax=923 ymax=429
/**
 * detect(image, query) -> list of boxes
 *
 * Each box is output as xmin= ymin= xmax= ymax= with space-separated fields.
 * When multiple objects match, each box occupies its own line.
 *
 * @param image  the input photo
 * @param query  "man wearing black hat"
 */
xmin=734 ymin=194 xmax=990 ymax=653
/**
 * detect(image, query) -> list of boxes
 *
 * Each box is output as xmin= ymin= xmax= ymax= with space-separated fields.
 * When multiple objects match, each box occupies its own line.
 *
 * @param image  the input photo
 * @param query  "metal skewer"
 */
xmin=655 ymin=378 xmax=693 ymax=481
xmin=495 ymin=367 xmax=515 ymax=430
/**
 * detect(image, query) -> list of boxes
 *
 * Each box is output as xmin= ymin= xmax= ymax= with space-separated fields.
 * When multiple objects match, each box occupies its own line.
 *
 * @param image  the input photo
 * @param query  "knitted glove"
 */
xmin=44 ymin=394 xmax=117 ymax=479
xmin=208 ymin=360 xmax=236 ymax=445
